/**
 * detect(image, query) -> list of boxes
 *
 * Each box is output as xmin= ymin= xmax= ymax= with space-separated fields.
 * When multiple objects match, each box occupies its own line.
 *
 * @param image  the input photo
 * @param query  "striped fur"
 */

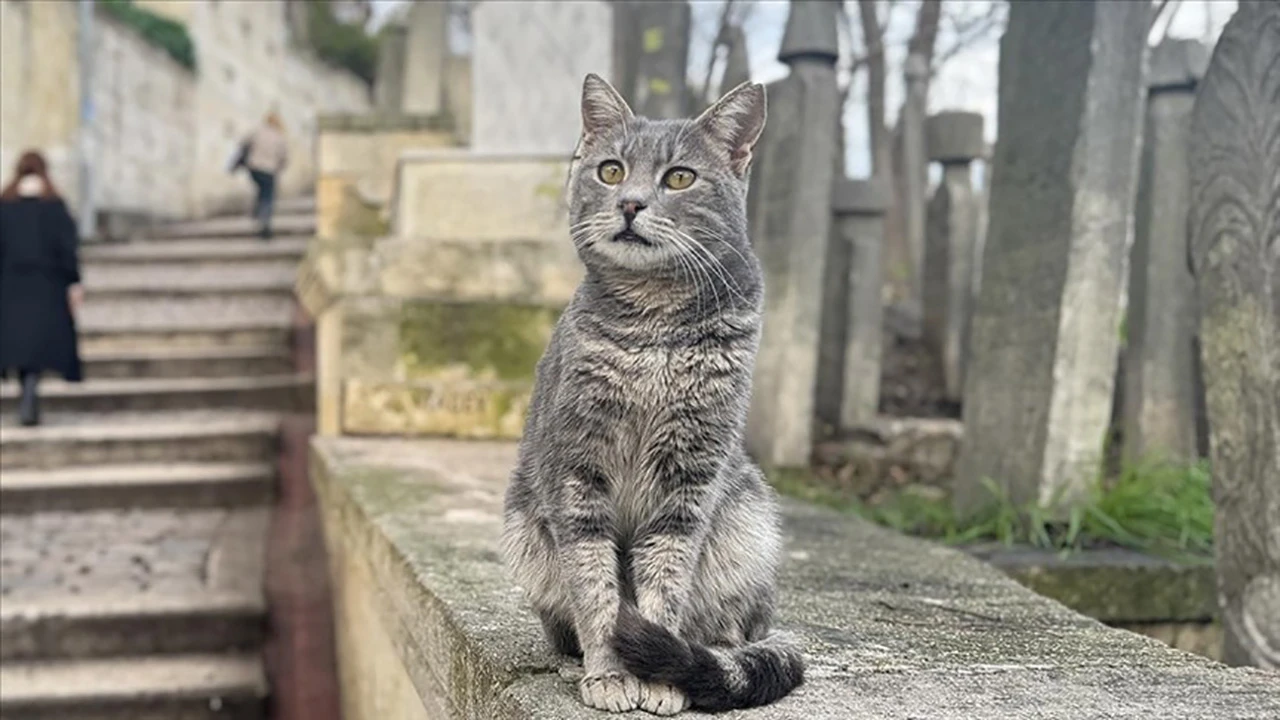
xmin=502 ymin=75 xmax=802 ymax=715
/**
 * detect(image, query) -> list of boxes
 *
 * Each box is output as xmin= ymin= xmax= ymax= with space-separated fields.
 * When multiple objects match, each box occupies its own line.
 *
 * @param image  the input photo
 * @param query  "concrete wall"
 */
xmin=299 ymin=143 xmax=581 ymax=439
xmin=147 ymin=0 xmax=370 ymax=216
xmin=0 ymin=0 xmax=82 ymax=209
xmin=93 ymin=12 xmax=197 ymax=217
xmin=0 ymin=0 xmax=370 ymax=221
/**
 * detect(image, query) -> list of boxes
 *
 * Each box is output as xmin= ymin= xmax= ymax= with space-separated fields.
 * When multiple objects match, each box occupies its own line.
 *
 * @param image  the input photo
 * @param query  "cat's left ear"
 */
xmin=581 ymin=73 xmax=633 ymax=144
xmin=695 ymin=82 xmax=767 ymax=178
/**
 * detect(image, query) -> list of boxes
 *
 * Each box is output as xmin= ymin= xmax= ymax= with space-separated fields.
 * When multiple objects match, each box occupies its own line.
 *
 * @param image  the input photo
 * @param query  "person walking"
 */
xmin=240 ymin=112 xmax=289 ymax=240
xmin=0 ymin=151 xmax=84 ymax=426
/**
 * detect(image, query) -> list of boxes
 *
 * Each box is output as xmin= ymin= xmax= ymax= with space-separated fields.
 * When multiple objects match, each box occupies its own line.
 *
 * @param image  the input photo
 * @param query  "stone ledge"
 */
xmin=968 ymin=545 xmax=1216 ymax=623
xmin=318 ymin=113 xmax=454 ymax=133
xmin=310 ymin=436 xmax=1280 ymax=719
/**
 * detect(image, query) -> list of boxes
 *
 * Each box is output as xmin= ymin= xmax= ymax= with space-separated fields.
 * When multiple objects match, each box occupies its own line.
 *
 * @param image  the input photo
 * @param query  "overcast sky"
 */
xmin=371 ymin=1 xmax=1236 ymax=176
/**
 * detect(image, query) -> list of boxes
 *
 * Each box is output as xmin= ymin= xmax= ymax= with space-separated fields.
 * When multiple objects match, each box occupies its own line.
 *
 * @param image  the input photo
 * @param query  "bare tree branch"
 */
xmin=1149 ymin=0 xmax=1176 ymax=32
xmin=909 ymin=0 xmax=942 ymax=63
xmin=1157 ymin=0 xmax=1186 ymax=44
xmin=857 ymin=0 xmax=890 ymax=176
xmin=931 ymin=3 xmax=1005 ymax=76
xmin=701 ymin=0 xmax=737 ymax=106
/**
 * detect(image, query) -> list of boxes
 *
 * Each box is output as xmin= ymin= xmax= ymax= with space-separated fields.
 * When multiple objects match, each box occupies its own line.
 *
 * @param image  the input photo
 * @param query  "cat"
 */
xmin=502 ymin=74 xmax=803 ymax=715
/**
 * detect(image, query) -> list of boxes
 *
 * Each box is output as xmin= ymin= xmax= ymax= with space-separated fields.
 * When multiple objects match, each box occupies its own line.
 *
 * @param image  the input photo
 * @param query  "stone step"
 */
xmin=80 ymin=324 xmax=293 ymax=354
xmin=0 ymin=654 xmax=266 ymax=720
xmin=78 ymin=295 xmax=295 ymax=353
xmin=81 ymin=260 xmax=297 ymax=302
xmin=0 ymin=375 xmax=313 ymax=415
xmin=0 ymin=462 xmax=275 ymax=514
xmin=0 ymin=507 xmax=268 ymax=657
xmin=145 ymin=213 xmax=314 ymax=241
xmin=0 ymin=411 xmax=280 ymax=470
xmin=81 ymin=238 xmax=308 ymax=264
xmin=274 ymin=195 xmax=316 ymax=215
xmin=78 ymin=294 xmax=295 ymax=332
xmin=82 ymin=345 xmax=294 ymax=380
xmin=0 ymin=591 xmax=266 ymax=662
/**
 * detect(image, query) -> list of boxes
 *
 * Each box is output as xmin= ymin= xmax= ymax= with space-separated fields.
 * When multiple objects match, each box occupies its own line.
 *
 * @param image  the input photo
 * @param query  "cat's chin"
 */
xmin=611 ymin=230 xmax=654 ymax=247
xmin=588 ymin=239 xmax=671 ymax=272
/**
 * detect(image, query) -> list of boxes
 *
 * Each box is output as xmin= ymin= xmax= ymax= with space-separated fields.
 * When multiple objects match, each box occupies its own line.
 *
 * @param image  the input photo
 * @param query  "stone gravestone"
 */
xmin=1188 ymin=0 xmax=1280 ymax=670
xmin=1122 ymin=39 xmax=1210 ymax=466
xmin=900 ymin=53 xmax=930 ymax=311
xmin=613 ymin=1 xmax=690 ymax=119
xmin=923 ymin=111 xmax=985 ymax=401
xmin=746 ymin=0 xmax=841 ymax=467
xmin=374 ymin=23 xmax=408 ymax=113
xmin=471 ymin=1 xmax=614 ymax=153
xmin=955 ymin=1 xmax=1148 ymax=514
xmin=402 ymin=0 xmax=447 ymax=116
xmin=816 ymin=179 xmax=889 ymax=430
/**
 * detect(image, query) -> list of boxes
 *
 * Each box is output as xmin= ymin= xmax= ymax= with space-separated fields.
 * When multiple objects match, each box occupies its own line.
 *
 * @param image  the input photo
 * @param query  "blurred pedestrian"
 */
xmin=0 ymin=150 xmax=84 ymax=426
xmin=239 ymin=112 xmax=289 ymax=240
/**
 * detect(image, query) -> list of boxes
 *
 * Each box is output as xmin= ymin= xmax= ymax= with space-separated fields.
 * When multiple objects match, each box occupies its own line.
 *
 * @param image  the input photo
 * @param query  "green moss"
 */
xmin=398 ymin=303 xmax=559 ymax=382
xmin=770 ymin=459 xmax=1214 ymax=559
xmin=100 ymin=0 xmax=196 ymax=70
xmin=306 ymin=0 xmax=379 ymax=86
xmin=337 ymin=186 xmax=388 ymax=238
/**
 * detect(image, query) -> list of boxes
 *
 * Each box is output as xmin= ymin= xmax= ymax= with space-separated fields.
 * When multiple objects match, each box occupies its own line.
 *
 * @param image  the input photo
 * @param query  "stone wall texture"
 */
xmin=0 ymin=0 xmax=370 ymax=222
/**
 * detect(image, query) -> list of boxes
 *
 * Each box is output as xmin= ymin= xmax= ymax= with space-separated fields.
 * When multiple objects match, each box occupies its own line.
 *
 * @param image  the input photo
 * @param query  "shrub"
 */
xmin=99 ymin=0 xmax=197 ymax=70
xmin=306 ymin=0 xmax=379 ymax=86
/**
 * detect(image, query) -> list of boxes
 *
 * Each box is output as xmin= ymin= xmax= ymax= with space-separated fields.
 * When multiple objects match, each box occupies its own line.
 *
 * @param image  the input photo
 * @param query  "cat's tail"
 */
xmin=612 ymin=603 xmax=804 ymax=712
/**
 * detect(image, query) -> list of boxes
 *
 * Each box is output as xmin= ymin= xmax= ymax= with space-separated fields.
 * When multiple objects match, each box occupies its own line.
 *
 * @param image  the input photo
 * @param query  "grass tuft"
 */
xmin=771 ymin=459 xmax=1214 ymax=559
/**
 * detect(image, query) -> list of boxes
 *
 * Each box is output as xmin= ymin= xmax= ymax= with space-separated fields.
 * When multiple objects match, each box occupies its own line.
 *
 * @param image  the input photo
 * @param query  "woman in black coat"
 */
xmin=0 ymin=150 xmax=84 ymax=426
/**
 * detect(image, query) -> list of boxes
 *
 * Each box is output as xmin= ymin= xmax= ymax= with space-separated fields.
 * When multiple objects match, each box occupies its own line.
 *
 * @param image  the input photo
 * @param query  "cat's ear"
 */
xmin=581 ymin=73 xmax=633 ymax=143
xmin=695 ymin=82 xmax=767 ymax=178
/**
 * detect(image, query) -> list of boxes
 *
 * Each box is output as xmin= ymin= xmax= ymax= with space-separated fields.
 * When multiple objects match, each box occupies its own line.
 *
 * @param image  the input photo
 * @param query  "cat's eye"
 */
xmin=598 ymin=161 xmax=625 ymax=185
xmin=663 ymin=167 xmax=697 ymax=190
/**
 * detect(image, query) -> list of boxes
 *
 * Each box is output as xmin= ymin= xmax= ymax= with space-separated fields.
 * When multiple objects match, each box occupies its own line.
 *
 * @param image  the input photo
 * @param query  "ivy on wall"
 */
xmin=99 ymin=0 xmax=197 ymax=71
xmin=305 ymin=0 xmax=379 ymax=87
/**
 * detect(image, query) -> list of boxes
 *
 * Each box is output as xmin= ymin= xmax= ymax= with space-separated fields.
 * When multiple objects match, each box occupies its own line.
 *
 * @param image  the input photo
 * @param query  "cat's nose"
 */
xmin=619 ymin=199 xmax=647 ymax=221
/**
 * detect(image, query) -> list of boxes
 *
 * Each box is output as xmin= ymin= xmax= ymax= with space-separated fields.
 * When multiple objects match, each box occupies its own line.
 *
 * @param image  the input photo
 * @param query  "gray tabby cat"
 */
xmin=502 ymin=74 xmax=803 ymax=715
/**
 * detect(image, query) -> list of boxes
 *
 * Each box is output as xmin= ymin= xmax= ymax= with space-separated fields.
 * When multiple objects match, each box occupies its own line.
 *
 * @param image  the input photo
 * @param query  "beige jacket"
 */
xmin=245 ymin=125 xmax=288 ymax=175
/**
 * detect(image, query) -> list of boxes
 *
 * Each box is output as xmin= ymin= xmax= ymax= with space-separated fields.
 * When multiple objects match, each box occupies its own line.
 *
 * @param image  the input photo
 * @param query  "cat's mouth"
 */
xmin=612 ymin=230 xmax=653 ymax=246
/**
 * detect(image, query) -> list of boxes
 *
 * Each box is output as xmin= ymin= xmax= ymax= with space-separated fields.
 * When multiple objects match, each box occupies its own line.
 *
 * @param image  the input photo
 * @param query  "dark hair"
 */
xmin=0 ymin=150 xmax=60 ymax=201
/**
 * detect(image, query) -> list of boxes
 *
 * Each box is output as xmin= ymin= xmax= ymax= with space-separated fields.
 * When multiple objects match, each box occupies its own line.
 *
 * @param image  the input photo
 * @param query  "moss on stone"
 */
xmin=398 ymin=302 xmax=559 ymax=382
xmin=337 ymin=186 xmax=389 ymax=239
xmin=996 ymin=550 xmax=1216 ymax=622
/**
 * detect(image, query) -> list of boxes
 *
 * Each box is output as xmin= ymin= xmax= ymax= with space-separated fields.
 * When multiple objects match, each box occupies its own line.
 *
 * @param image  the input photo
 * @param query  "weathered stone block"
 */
xmin=926 ymin=111 xmax=985 ymax=164
xmin=339 ymin=299 xmax=559 ymax=439
xmin=923 ymin=161 xmax=980 ymax=401
xmin=311 ymin=435 xmax=1280 ymax=719
xmin=614 ymin=1 xmax=690 ymax=119
xmin=1122 ymin=39 xmax=1206 ymax=465
xmin=374 ymin=23 xmax=407 ymax=113
xmin=391 ymin=151 xmax=570 ymax=244
xmin=817 ymin=179 xmax=888 ymax=430
xmin=747 ymin=0 xmax=841 ymax=468
xmin=1188 ymin=0 xmax=1280 ymax=670
xmin=402 ymin=1 xmax=446 ymax=116
xmin=956 ymin=1 xmax=1149 ymax=513
xmin=471 ymin=1 xmax=613 ymax=153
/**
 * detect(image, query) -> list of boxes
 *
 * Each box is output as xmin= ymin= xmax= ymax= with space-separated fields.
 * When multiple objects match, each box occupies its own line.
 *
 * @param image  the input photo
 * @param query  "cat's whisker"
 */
xmin=664 ymin=228 xmax=725 ymax=317
xmin=668 ymin=226 xmax=751 ymax=308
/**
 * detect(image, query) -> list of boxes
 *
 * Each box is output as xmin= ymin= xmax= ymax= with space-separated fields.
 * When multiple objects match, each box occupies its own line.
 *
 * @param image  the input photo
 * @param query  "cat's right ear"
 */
xmin=581 ymin=73 xmax=633 ymax=143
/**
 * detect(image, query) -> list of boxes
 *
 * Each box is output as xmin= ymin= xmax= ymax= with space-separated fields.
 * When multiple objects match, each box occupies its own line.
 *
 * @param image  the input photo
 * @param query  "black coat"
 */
xmin=0 ymin=197 xmax=83 ymax=381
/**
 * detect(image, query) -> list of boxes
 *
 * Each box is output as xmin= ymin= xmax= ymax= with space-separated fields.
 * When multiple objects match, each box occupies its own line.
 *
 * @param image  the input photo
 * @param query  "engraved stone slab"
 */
xmin=955 ymin=1 xmax=1148 ymax=513
xmin=1187 ymin=0 xmax=1280 ymax=670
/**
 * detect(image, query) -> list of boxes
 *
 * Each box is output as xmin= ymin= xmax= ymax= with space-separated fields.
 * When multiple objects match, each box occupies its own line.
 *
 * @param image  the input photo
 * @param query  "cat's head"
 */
xmin=566 ymin=74 xmax=766 ymax=274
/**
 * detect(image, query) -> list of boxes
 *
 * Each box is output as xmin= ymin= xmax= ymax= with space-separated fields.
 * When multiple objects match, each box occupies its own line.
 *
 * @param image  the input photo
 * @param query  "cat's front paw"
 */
xmin=639 ymin=681 xmax=688 ymax=715
xmin=580 ymin=671 xmax=642 ymax=712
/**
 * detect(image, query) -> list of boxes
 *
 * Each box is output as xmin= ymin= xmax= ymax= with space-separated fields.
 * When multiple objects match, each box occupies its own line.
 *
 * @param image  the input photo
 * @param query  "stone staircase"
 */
xmin=0 ymin=197 xmax=315 ymax=720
